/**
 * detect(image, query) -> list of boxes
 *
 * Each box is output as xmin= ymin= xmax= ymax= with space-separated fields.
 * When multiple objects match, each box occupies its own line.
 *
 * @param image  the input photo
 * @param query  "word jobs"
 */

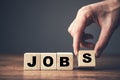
xmin=24 ymin=51 xmax=96 ymax=70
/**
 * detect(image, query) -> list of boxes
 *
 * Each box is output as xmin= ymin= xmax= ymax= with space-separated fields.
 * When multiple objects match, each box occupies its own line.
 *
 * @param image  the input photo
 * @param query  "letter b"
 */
xmin=57 ymin=52 xmax=73 ymax=70
xmin=60 ymin=57 xmax=69 ymax=66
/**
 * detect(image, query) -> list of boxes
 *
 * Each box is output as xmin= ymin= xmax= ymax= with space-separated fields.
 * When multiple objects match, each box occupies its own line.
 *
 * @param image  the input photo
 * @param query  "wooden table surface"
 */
xmin=0 ymin=54 xmax=120 ymax=80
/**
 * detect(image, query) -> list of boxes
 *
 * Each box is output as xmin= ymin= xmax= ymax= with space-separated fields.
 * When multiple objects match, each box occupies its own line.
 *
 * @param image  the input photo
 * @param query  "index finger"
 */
xmin=72 ymin=18 xmax=86 ymax=55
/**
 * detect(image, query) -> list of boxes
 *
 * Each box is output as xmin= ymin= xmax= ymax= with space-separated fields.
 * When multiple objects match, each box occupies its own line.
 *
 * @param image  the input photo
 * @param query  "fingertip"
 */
xmin=74 ymin=50 xmax=78 ymax=56
xmin=95 ymin=53 xmax=100 ymax=58
xmin=73 ymin=34 xmax=80 ymax=56
xmin=95 ymin=50 xmax=101 ymax=58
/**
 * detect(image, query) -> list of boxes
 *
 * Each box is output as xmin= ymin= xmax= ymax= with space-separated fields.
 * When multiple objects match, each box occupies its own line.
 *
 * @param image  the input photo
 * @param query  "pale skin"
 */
xmin=68 ymin=0 xmax=120 ymax=57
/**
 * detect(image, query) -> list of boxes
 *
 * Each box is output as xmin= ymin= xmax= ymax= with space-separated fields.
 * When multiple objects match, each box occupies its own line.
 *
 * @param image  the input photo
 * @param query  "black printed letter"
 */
xmin=60 ymin=57 xmax=69 ymax=66
xmin=27 ymin=56 xmax=36 ymax=67
xmin=43 ymin=56 xmax=53 ymax=67
xmin=83 ymin=53 xmax=92 ymax=63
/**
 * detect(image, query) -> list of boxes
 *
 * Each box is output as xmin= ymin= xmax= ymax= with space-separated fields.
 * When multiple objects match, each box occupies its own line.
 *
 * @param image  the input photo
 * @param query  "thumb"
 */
xmin=94 ymin=28 xmax=112 ymax=57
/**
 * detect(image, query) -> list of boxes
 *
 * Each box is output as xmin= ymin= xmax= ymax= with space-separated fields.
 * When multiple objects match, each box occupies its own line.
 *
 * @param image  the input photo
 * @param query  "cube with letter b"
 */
xmin=77 ymin=50 xmax=96 ymax=67
xmin=57 ymin=52 xmax=73 ymax=70
xmin=24 ymin=51 xmax=95 ymax=70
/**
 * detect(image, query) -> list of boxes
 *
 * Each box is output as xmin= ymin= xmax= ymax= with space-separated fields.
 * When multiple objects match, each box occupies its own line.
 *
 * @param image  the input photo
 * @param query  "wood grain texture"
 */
xmin=0 ymin=54 xmax=120 ymax=80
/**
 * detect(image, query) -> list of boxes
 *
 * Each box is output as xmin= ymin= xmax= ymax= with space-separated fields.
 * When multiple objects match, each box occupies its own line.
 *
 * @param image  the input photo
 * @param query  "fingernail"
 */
xmin=74 ymin=50 xmax=78 ymax=56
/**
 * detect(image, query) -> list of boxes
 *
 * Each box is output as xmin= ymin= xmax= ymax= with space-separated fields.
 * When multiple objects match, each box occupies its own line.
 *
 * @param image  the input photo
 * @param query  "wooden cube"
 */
xmin=24 ymin=52 xmax=41 ymax=70
xmin=57 ymin=52 xmax=73 ymax=70
xmin=41 ymin=53 xmax=56 ymax=70
xmin=77 ymin=50 xmax=96 ymax=67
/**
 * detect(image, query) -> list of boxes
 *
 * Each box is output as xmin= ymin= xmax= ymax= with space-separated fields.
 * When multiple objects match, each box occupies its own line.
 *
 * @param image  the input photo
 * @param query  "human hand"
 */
xmin=68 ymin=0 xmax=120 ymax=57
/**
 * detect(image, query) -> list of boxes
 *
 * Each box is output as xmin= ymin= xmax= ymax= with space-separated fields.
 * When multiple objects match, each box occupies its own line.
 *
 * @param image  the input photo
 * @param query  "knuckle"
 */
xmin=67 ymin=28 xmax=73 ymax=36
xmin=67 ymin=27 xmax=71 ymax=33
xmin=78 ymin=5 xmax=92 ymax=18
